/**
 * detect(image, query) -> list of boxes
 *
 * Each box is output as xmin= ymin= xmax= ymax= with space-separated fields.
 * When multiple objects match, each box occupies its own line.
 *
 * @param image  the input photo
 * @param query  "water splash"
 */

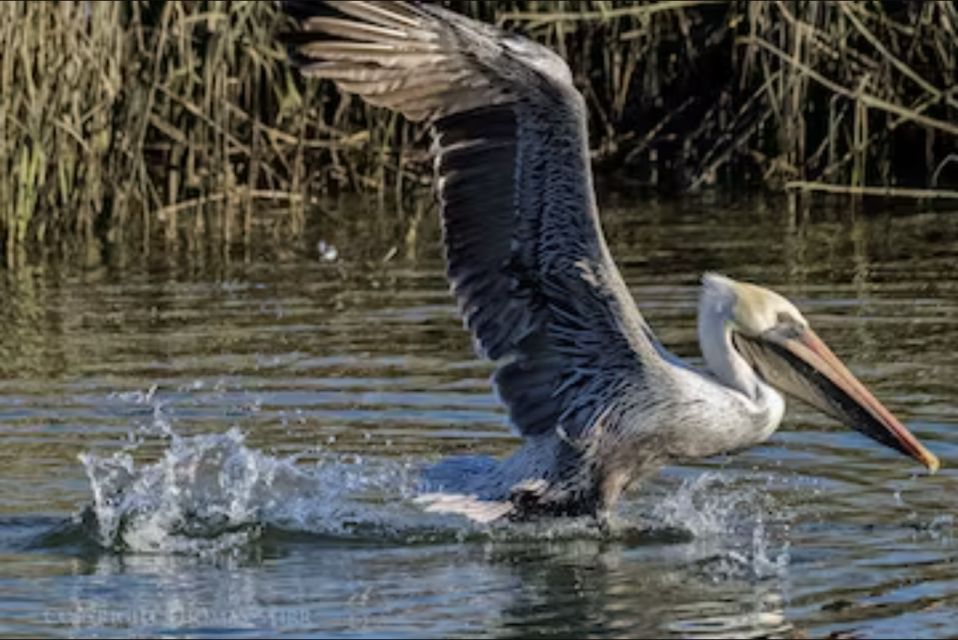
xmin=79 ymin=426 xmax=443 ymax=554
xmin=74 ymin=387 xmax=792 ymax=568
xmin=645 ymin=473 xmax=791 ymax=581
xmin=77 ymin=431 xmax=790 ymax=567
xmin=77 ymin=381 xmax=461 ymax=555
xmin=79 ymin=380 xmax=469 ymax=554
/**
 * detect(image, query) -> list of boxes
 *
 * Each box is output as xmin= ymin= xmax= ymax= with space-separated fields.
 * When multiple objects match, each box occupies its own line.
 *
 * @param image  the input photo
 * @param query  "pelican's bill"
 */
xmin=732 ymin=327 xmax=939 ymax=472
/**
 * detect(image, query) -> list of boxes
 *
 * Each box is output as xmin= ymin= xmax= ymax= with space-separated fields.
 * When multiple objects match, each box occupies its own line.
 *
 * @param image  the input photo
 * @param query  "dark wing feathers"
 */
xmin=286 ymin=1 xmax=662 ymax=439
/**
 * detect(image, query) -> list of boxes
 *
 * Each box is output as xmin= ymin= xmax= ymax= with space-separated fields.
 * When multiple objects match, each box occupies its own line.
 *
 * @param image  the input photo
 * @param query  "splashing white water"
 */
xmin=78 ymin=423 xmax=436 ymax=555
xmin=77 ymin=387 xmax=791 ymax=570
xmin=645 ymin=473 xmax=791 ymax=580
xmin=78 ymin=434 xmax=790 ymax=567
xmin=79 ymin=430 xmax=790 ymax=569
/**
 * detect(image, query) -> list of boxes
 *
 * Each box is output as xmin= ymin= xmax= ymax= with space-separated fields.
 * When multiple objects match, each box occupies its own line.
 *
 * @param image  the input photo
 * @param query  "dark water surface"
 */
xmin=1 ymin=194 xmax=957 ymax=638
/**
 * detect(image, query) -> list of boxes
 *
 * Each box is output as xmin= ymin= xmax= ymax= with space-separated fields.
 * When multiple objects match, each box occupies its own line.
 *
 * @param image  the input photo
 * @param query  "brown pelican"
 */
xmin=284 ymin=1 xmax=939 ymax=523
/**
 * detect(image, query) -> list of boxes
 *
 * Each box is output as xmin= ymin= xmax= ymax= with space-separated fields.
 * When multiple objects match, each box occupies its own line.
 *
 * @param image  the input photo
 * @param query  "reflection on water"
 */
xmin=1 ymin=194 xmax=957 ymax=637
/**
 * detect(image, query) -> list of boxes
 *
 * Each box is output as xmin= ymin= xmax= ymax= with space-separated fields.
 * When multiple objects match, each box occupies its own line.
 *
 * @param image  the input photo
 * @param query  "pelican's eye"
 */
xmin=774 ymin=311 xmax=804 ymax=339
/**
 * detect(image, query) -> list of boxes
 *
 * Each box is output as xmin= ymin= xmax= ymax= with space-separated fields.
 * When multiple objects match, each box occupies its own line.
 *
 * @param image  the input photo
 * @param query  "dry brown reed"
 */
xmin=0 ymin=1 xmax=345 ymax=268
xmin=486 ymin=0 xmax=958 ymax=195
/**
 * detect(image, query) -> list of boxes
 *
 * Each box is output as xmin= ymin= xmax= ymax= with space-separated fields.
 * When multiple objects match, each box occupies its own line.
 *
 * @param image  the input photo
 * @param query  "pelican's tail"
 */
xmin=413 ymin=492 xmax=514 ymax=524
xmin=416 ymin=454 xmax=517 ymax=523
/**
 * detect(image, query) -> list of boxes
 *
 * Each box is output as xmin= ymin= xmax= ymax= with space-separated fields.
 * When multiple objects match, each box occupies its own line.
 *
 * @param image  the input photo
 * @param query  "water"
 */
xmin=1 ymin=194 xmax=957 ymax=638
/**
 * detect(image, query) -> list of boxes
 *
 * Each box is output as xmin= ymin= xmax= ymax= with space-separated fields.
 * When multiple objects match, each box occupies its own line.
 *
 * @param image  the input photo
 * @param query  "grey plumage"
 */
xmin=284 ymin=1 xmax=939 ymax=523
xmin=286 ymin=1 xmax=666 ymax=516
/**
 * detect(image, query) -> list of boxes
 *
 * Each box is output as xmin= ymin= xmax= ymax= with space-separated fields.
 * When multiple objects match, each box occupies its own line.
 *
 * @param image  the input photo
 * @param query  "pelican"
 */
xmin=285 ymin=1 xmax=939 ymax=523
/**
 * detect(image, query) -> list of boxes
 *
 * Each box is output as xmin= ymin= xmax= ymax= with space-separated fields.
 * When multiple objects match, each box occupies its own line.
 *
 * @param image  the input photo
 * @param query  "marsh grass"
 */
xmin=0 ymin=1 xmax=355 ymax=268
xmin=490 ymin=0 xmax=958 ymax=194
xmin=1 ymin=1 xmax=956 ymax=268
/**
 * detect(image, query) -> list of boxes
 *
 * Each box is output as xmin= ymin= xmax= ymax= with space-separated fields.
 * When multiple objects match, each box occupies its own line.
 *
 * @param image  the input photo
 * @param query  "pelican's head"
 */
xmin=701 ymin=273 xmax=939 ymax=472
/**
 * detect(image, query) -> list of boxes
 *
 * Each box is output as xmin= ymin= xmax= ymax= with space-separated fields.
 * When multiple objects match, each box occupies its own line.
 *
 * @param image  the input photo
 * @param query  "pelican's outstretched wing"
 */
xmin=286 ymin=1 xmax=665 ymax=441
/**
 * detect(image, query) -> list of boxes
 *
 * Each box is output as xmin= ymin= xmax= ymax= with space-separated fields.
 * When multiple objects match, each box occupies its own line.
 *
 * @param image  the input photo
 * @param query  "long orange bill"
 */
xmin=733 ymin=327 xmax=939 ymax=472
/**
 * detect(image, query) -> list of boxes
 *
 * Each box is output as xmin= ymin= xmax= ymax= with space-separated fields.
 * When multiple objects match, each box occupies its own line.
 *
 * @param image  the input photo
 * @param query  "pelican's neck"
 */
xmin=693 ymin=276 xmax=787 ymax=448
xmin=697 ymin=296 xmax=760 ymax=400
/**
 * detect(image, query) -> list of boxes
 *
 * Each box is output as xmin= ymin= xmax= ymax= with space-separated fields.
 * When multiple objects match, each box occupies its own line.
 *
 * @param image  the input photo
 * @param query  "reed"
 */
xmin=485 ymin=0 xmax=958 ymax=193
xmin=1 ymin=1 xmax=956 ymax=269
xmin=0 ymin=1 xmax=334 ymax=268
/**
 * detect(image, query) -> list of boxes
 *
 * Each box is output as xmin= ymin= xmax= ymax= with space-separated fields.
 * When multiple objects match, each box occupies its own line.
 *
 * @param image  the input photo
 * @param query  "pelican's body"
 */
xmin=420 ymin=275 xmax=788 ymax=521
xmin=285 ymin=1 xmax=938 ymax=523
